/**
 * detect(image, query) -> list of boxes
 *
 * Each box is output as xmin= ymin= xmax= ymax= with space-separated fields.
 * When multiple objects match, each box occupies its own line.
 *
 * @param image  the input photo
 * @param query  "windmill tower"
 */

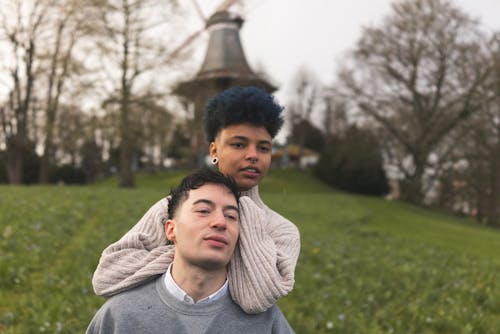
xmin=173 ymin=1 xmax=277 ymax=166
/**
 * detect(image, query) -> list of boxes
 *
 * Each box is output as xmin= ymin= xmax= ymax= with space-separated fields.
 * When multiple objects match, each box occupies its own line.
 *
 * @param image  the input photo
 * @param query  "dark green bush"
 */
xmin=0 ymin=151 xmax=6 ymax=183
xmin=49 ymin=164 xmax=86 ymax=184
xmin=315 ymin=126 xmax=389 ymax=196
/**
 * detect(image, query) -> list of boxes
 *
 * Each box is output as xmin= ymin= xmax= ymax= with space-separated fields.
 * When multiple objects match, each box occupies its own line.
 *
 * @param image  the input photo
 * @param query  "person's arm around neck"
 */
xmin=228 ymin=193 xmax=301 ymax=313
xmin=92 ymin=198 xmax=174 ymax=296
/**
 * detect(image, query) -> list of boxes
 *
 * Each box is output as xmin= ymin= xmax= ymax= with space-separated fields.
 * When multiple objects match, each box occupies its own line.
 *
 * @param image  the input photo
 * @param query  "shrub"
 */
xmin=49 ymin=164 xmax=86 ymax=184
xmin=0 ymin=151 xmax=6 ymax=183
xmin=315 ymin=126 xmax=389 ymax=196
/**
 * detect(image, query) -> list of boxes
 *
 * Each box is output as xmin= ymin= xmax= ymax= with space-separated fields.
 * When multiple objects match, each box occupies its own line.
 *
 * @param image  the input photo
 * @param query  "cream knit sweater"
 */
xmin=92 ymin=186 xmax=300 ymax=314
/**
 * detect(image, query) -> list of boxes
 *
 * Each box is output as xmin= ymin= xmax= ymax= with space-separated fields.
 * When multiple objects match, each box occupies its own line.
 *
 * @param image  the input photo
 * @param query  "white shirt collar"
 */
xmin=164 ymin=263 xmax=228 ymax=304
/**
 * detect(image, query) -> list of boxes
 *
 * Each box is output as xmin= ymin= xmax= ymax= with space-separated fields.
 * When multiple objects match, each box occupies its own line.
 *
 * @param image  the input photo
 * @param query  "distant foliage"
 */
xmin=167 ymin=123 xmax=191 ymax=160
xmin=289 ymin=119 xmax=324 ymax=152
xmin=0 ymin=146 xmax=40 ymax=184
xmin=315 ymin=126 xmax=389 ymax=196
xmin=0 ymin=150 xmax=88 ymax=185
xmin=49 ymin=165 xmax=86 ymax=184
xmin=80 ymin=140 xmax=104 ymax=183
xmin=22 ymin=148 xmax=41 ymax=184
xmin=0 ymin=152 xmax=6 ymax=183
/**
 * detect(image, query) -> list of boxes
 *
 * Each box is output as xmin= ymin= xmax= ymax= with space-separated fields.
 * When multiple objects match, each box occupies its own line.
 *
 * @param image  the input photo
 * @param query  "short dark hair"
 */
xmin=167 ymin=168 xmax=240 ymax=219
xmin=203 ymin=86 xmax=284 ymax=142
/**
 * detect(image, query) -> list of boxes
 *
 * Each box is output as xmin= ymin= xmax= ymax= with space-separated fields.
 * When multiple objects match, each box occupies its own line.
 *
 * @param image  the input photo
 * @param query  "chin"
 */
xmin=238 ymin=180 xmax=258 ymax=191
xmin=197 ymin=258 xmax=230 ymax=270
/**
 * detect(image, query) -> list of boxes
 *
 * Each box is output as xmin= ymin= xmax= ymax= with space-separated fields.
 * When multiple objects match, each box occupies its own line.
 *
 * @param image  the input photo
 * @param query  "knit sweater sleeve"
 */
xmin=228 ymin=188 xmax=301 ymax=314
xmin=92 ymin=198 xmax=175 ymax=297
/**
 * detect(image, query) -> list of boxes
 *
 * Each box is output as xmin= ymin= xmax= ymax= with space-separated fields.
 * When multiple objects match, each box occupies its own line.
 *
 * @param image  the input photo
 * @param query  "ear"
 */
xmin=165 ymin=219 xmax=177 ymax=243
xmin=209 ymin=141 xmax=217 ymax=157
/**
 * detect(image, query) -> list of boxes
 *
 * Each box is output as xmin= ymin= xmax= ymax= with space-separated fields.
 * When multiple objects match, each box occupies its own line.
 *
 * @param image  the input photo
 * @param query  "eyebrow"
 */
xmin=192 ymin=199 xmax=239 ymax=213
xmin=230 ymin=136 xmax=272 ymax=146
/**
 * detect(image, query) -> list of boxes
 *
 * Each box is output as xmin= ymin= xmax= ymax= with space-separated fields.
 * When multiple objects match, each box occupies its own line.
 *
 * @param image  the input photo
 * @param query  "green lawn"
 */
xmin=0 ymin=169 xmax=499 ymax=333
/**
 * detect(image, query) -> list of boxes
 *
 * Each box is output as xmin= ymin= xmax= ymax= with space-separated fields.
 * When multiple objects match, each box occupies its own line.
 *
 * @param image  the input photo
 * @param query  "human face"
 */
xmin=165 ymin=183 xmax=239 ymax=270
xmin=209 ymin=124 xmax=272 ymax=191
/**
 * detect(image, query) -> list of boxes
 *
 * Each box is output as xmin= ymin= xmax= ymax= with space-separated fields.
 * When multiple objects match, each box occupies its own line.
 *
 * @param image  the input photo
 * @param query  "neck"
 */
xmin=170 ymin=260 xmax=227 ymax=302
xmin=241 ymin=185 xmax=265 ymax=209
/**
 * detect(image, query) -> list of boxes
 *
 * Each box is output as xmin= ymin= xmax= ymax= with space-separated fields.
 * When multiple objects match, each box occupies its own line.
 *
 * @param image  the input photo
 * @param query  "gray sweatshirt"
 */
xmin=87 ymin=274 xmax=295 ymax=334
xmin=92 ymin=186 xmax=301 ymax=314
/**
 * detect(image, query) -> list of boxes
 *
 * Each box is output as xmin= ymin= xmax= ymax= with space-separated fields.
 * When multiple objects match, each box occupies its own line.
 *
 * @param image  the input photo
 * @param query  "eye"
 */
xmin=225 ymin=213 xmax=238 ymax=222
xmin=196 ymin=208 xmax=211 ymax=215
xmin=230 ymin=142 xmax=245 ymax=149
xmin=258 ymin=145 xmax=271 ymax=153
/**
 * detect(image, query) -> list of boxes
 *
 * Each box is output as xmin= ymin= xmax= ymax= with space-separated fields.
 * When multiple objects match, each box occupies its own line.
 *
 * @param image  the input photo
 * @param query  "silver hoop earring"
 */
xmin=211 ymin=157 xmax=218 ymax=165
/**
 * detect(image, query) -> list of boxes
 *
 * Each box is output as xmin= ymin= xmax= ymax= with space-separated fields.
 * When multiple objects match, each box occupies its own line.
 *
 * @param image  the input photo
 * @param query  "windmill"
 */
xmin=169 ymin=0 xmax=277 ymax=167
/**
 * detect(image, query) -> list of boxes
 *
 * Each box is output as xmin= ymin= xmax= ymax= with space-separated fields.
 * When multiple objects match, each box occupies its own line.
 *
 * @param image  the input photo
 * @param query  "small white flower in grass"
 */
xmin=426 ymin=317 xmax=432 ymax=323
xmin=338 ymin=314 xmax=345 ymax=321
xmin=326 ymin=321 xmax=334 ymax=329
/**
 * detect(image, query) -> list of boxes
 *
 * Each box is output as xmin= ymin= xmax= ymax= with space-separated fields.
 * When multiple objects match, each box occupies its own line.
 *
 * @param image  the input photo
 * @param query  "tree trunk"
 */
xmin=39 ymin=118 xmax=55 ymax=184
xmin=400 ymin=177 xmax=423 ymax=203
xmin=118 ymin=92 xmax=135 ymax=188
xmin=486 ymin=144 xmax=500 ymax=227
xmin=39 ymin=153 xmax=50 ymax=184
xmin=400 ymin=154 xmax=425 ymax=204
xmin=119 ymin=137 xmax=134 ymax=187
xmin=6 ymin=136 xmax=24 ymax=184
xmin=118 ymin=2 xmax=135 ymax=188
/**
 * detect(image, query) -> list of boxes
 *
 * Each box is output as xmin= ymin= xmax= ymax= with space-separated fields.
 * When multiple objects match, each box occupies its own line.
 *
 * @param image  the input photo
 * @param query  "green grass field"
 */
xmin=0 ymin=169 xmax=499 ymax=333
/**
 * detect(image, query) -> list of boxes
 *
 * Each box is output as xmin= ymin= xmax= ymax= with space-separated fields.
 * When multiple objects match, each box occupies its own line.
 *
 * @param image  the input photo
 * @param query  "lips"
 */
xmin=240 ymin=166 xmax=261 ymax=177
xmin=204 ymin=234 xmax=228 ymax=245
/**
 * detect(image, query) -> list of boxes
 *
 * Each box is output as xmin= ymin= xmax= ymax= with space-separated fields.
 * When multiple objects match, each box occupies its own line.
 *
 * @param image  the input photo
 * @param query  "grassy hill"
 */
xmin=0 ymin=169 xmax=499 ymax=333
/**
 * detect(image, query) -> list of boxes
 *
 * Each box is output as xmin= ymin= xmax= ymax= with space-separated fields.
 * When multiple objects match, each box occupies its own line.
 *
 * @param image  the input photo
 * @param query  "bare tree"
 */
xmin=287 ymin=67 xmax=321 ymax=167
xmin=322 ymin=88 xmax=349 ymax=144
xmin=127 ymin=94 xmax=175 ymax=172
xmin=89 ymin=0 xmax=183 ymax=187
xmin=446 ymin=33 xmax=500 ymax=227
xmin=0 ymin=0 xmax=55 ymax=183
xmin=37 ymin=0 xmax=88 ymax=183
xmin=340 ymin=0 xmax=490 ymax=203
xmin=54 ymin=103 xmax=86 ymax=165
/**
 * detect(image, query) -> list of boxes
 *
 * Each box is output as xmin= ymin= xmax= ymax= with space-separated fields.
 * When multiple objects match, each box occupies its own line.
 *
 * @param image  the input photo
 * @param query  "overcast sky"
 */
xmin=192 ymin=0 xmax=500 ymax=103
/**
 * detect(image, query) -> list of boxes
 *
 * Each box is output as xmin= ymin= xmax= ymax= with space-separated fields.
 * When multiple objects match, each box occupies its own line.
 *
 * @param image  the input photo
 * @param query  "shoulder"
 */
xmin=100 ymin=277 xmax=160 ymax=314
xmin=105 ymin=276 xmax=156 ymax=309
xmin=94 ymin=277 xmax=165 ymax=319
xmin=265 ymin=207 xmax=299 ymax=237
xmin=88 ymin=277 xmax=185 ymax=333
xmin=242 ymin=186 xmax=298 ymax=231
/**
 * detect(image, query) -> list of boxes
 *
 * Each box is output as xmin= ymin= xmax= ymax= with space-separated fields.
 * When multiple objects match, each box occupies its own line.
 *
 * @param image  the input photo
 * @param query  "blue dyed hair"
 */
xmin=203 ymin=86 xmax=284 ymax=142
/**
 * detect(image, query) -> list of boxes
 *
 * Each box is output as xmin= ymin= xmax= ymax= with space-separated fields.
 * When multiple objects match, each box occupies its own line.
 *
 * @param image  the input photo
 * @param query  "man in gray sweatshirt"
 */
xmin=86 ymin=169 xmax=294 ymax=334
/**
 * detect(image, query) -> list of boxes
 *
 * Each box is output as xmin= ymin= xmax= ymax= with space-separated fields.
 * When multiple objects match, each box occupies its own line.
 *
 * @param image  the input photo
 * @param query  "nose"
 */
xmin=210 ymin=211 xmax=227 ymax=230
xmin=245 ymin=145 xmax=258 ymax=163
